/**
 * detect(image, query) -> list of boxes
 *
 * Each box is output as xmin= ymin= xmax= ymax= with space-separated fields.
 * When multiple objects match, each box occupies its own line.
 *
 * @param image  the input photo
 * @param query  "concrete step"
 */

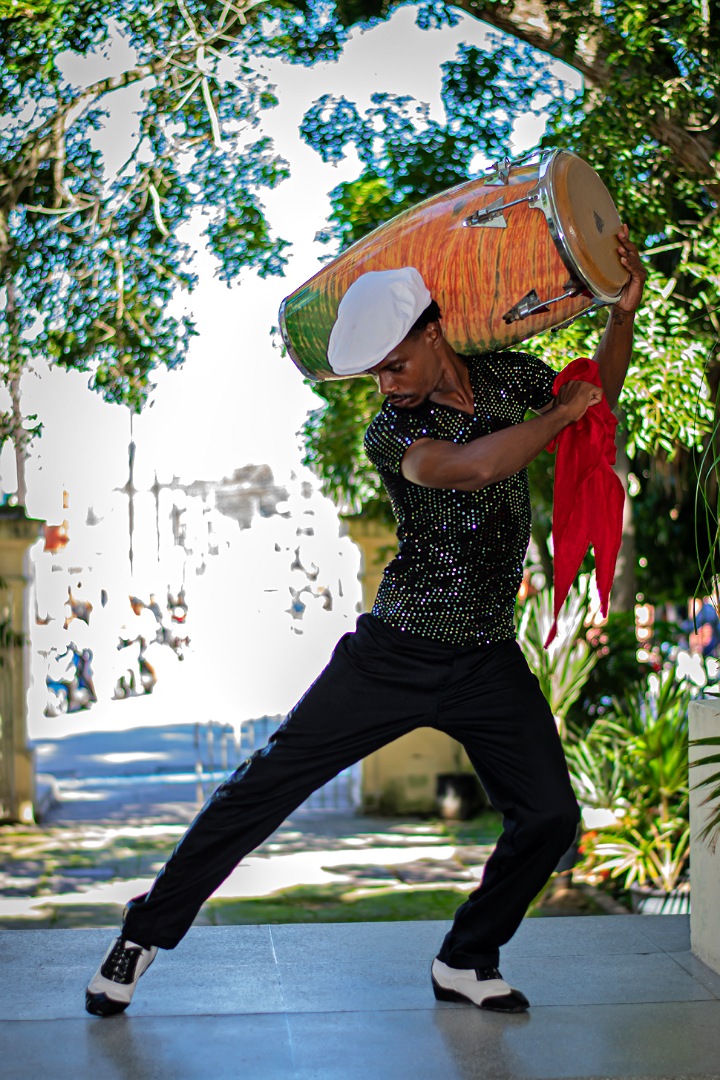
xmin=1 ymin=916 xmax=720 ymax=1079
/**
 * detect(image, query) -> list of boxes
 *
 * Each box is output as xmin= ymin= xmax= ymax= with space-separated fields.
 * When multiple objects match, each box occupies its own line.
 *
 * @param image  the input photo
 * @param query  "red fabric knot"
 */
xmin=543 ymin=357 xmax=625 ymax=648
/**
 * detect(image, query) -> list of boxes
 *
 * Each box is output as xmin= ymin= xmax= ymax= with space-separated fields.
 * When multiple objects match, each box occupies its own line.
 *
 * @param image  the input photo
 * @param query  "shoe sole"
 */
xmin=431 ymin=972 xmax=529 ymax=1013
xmin=85 ymin=991 xmax=130 ymax=1017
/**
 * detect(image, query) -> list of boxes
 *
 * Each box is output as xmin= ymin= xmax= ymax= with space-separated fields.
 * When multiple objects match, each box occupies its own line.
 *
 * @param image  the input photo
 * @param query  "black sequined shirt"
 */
xmin=364 ymin=350 xmax=556 ymax=645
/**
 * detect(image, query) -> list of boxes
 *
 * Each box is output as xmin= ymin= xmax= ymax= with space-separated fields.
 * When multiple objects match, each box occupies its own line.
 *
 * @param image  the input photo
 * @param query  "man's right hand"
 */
xmin=553 ymin=380 xmax=604 ymax=423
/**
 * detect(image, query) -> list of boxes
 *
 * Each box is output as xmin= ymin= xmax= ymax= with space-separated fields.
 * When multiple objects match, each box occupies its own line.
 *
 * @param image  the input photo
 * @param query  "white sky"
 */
xmin=1 ymin=7 xmax=580 ymax=523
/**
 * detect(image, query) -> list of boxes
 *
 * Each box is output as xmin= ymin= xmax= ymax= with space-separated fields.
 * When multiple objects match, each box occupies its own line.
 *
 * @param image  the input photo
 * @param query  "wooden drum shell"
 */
xmin=280 ymin=151 xmax=627 ymax=381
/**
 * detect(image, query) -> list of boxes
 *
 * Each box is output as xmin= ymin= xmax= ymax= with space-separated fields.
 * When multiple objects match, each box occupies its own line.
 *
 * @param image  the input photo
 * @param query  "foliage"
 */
xmin=631 ymin=457 xmax=714 ymax=602
xmin=517 ymin=580 xmax=680 ymax=735
xmin=689 ymin=733 xmax=720 ymax=852
xmin=586 ymin=819 xmax=690 ymax=893
xmin=0 ymin=0 xmax=51 ymax=15
xmin=322 ymin=0 xmax=720 ymax=219
xmin=302 ymin=38 xmax=573 ymax=240
xmin=0 ymin=0 xmax=346 ymax=474
xmin=528 ymin=0 xmax=720 ymax=467
xmin=303 ymin=376 xmax=389 ymax=517
xmin=516 ymin=582 xmax=599 ymax=739
xmin=300 ymin=35 xmax=579 ymax=511
xmin=567 ymin=665 xmax=693 ymax=893
xmin=609 ymin=671 xmax=692 ymax=819
xmin=566 ymin=611 xmax=682 ymax=730
xmin=694 ymin=420 xmax=720 ymax=613
xmin=565 ymin=734 xmax=628 ymax=816
xmin=296 ymin=1 xmax=720 ymax=608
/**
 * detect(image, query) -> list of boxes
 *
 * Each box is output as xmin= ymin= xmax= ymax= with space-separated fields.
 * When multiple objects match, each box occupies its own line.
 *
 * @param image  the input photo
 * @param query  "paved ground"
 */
xmin=3 ymin=702 xmax=717 ymax=1077
xmin=2 ymin=915 xmax=719 ymax=1079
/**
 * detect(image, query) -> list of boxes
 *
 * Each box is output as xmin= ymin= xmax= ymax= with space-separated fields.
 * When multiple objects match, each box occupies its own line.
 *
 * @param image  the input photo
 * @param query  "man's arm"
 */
xmin=401 ymin=380 xmax=602 ymax=492
xmin=593 ymin=225 xmax=647 ymax=410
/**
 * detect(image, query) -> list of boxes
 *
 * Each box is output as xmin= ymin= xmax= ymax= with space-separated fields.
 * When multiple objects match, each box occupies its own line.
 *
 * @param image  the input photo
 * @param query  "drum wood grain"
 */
xmin=280 ymin=151 xmax=627 ymax=380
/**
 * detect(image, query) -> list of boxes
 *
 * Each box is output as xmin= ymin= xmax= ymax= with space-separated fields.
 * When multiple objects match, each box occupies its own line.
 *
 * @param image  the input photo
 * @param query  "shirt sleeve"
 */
xmin=364 ymin=405 xmax=432 ymax=476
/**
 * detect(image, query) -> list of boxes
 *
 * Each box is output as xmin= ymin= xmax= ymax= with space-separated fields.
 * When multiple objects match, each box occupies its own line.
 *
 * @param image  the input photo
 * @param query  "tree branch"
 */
xmin=0 ymin=3 xmax=256 ymax=243
xmin=453 ymin=0 xmax=720 ymax=198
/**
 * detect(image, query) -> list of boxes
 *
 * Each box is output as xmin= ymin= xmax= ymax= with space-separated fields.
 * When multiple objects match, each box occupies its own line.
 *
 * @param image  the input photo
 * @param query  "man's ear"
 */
xmin=425 ymin=321 xmax=442 ymax=347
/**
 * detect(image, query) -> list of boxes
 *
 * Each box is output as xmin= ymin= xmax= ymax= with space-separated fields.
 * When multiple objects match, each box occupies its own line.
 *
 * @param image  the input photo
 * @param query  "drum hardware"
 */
xmin=503 ymin=280 xmax=581 ymax=324
xmin=279 ymin=149 xmax=627 ymax=379
xmin=485 ymin=157 xmax=513 ymax=185
xmin=463 ymin=190 xmax=539 ymax=229
xmin=551 ymin=299 xmax=611 ymax=334
xmin=484 ymin=149 xmax=545 ymax=186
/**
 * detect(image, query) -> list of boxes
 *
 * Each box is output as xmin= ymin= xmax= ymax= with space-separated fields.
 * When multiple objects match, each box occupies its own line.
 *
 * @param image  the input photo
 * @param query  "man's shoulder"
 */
xmin=364 ymin=401 xmax=434 ymax=471
xmin=469 ymin=349 xmax=556 ymax=404
xmin=468 ymin=349 xmax=545 ymax=375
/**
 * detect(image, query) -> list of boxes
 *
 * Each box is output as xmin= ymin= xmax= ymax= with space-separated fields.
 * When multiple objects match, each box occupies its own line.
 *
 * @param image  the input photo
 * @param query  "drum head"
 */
xmin=549 ymin=154 xmax=628 ymax=301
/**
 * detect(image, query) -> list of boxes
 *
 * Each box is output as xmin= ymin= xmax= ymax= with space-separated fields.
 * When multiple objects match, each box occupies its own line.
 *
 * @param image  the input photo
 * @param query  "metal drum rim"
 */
xmin=278 ymin=295 xmax=325 ymax=381
xmin=540 ymin=149 xmax=623 ymax=305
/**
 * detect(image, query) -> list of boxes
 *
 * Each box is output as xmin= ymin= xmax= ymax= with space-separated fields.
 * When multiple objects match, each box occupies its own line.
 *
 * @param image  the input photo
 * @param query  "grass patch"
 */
xmin=0 ymin=904 xmax=124 ymax=931
xmin=203 ymin=883 xmax=472 ymax=926
xmin=438 ymin=812 xmax=503 ymax=847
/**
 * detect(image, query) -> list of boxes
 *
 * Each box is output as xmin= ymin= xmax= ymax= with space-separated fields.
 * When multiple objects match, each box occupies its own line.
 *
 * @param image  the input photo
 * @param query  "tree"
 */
xmin=297 ymin=1 xmax=719 ymax=605
xmin=0 ymin=0 xmax=345 ymax=501
xmin=325 ymin=0 xmax=720 ymax=201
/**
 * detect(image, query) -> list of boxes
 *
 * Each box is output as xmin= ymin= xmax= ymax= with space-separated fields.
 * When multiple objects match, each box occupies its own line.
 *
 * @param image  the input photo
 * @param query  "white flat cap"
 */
xmin=327 ymin=267 xmax=432 ymax=376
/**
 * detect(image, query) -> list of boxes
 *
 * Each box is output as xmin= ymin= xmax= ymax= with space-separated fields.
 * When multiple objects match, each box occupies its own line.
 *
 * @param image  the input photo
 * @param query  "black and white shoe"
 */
xmin=85 ymin=937 xmax=157 ymax=1017
xmin=431 ymin=958 xmax=529 ymax=1013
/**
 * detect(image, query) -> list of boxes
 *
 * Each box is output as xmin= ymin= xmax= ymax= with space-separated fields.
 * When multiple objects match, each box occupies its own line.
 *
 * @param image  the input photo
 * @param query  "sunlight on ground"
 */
xmin=0 ymin=842 xmax=465 ymax=920
xmin=75 ymin=824 xmax=188 ymax=846
xmin=98 ymin=752 xmax=171 ymax=765
xmin=212 ymin=845 xmax=462 ymax=900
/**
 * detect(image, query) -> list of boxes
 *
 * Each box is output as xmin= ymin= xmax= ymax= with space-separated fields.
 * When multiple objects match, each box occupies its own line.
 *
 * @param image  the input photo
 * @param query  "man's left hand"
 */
xmin=615 ymin=224 xmax=647 ymax=314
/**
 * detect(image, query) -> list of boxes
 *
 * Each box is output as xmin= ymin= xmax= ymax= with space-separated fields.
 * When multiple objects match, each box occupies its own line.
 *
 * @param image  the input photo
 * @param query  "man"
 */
xmin=86 ymin=228 xmax=645 ymax=1017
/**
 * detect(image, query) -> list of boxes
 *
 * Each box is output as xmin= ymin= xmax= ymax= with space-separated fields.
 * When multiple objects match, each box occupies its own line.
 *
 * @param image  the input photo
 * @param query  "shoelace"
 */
xmin=103 ymin=940 xmax=142 ymax=983
xmin=475 ymin=966 xmax=503 ymax=982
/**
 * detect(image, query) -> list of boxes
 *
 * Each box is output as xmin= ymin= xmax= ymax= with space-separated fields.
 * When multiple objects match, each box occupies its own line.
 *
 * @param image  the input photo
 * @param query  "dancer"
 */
xmin=86 ymin=227 xmax=645 ymax=1017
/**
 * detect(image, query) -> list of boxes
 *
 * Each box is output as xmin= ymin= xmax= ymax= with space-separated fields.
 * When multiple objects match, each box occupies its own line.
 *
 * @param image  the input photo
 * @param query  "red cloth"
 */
xmin=544 ymin=357 xmax=625 ymax=648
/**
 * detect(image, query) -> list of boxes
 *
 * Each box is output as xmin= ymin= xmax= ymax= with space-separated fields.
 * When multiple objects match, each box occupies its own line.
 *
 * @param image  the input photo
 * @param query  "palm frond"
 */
xmin=689 ymin=735 xmax=720 ymax=851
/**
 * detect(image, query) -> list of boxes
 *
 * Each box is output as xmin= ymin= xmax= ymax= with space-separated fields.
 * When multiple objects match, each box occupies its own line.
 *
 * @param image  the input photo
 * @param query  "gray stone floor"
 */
xmin=2 ymin=915 xmax=720 ymax=1079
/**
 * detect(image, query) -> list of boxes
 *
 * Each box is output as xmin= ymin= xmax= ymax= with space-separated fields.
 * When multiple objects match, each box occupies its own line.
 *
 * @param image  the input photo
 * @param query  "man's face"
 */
xmin=368 ymin=324 xmax=441 ymax=409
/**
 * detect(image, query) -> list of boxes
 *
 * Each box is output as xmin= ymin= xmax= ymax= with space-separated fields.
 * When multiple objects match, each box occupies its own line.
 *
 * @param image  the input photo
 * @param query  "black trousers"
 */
xmin=123 ymin=614 xmax=580 ymax=968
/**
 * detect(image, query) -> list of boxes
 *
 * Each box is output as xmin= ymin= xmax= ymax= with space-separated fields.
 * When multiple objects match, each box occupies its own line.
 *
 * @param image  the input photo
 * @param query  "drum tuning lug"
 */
xmin=463 ymin=197 xmax=507 ymax=229
xmin=483 ymin=157 xmax=511 ymax=184
xmin=503 ymin=281 xmax=581 ymax=324
xmin=503 ymin=290 xmax=545 ymax=323
xmin=464 ymin=191 xmax=539 ymax=229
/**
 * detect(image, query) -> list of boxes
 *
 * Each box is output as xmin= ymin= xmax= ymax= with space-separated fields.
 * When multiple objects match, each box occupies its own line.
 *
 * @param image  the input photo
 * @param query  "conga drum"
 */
xmin=279 ymin=149 xmax=628 ymax=380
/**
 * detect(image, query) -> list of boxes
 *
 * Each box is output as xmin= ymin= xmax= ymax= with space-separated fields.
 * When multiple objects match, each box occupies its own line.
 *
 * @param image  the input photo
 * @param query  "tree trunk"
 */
xmin=9 ymin=372 xmax=26 ymax=508
xmin=447 ymin=1 xmax=720 ymax=201
xmin=4 ymin=278 xmax=27 ymax=507
xmin=530 ymin=517 xmax=554 ymax=587
xmin=126 ymin=411 xmax=136 ymax=576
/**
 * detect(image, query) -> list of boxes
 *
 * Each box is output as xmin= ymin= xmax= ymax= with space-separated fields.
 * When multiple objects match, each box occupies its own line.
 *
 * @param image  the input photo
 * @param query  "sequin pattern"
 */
xmin=364 ymin=351 xmax=556 ymax=645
